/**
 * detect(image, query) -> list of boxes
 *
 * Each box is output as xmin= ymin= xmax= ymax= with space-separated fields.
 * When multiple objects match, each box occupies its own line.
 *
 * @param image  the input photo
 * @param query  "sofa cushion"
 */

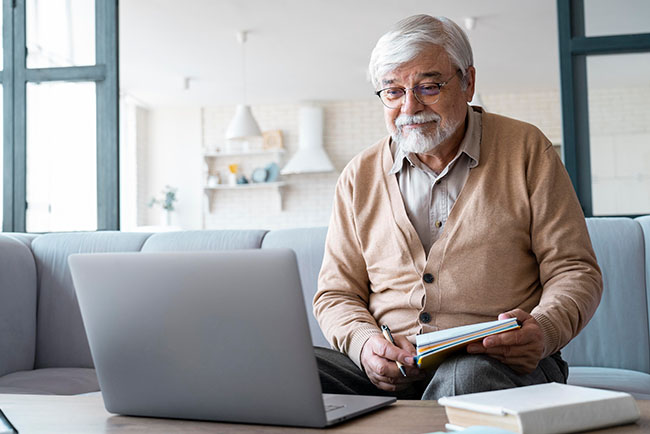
xmin=32 ymin=232 xmax=152 ymax=369
xmin=636 ymin=215 xmax=650 ymax=336
xmin=141 ymin=230 xmax=268 ymax=251
xmin=568 ymin=366 xmax=650 ymax=399
xmin=0 ymin=236 xmax=38 ymax=377
xmin=0 ymin=368 xmax=99 ymax=395
xmin=262 ymin=227 xmax=329 ymax=347
xmin=562 ymin=218 xmax=650 ymax=373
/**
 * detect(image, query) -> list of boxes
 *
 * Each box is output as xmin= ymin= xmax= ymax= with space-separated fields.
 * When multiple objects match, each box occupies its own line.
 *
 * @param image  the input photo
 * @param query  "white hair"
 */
xmin=369 ymin=15 xmax=474 ymax=90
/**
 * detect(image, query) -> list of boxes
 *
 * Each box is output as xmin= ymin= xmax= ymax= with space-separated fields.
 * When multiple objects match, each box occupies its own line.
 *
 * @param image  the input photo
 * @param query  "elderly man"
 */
xmin=313 ymin=15 xmax=602 ymax=400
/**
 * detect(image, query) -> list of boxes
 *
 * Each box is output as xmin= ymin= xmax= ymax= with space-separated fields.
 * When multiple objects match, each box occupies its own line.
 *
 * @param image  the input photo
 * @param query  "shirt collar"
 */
xmin=388 ymin=104 xmax=481 ymax=175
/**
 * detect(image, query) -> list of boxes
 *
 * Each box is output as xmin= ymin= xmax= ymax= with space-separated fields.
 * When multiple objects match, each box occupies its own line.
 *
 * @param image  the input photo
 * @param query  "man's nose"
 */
xmin=401 ymin=88 xmax=424 ymax=115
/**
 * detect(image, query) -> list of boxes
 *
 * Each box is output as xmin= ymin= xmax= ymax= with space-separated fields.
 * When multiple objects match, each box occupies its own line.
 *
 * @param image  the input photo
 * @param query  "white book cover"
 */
xmin=438 ymin=383 xmax=640 ymax=434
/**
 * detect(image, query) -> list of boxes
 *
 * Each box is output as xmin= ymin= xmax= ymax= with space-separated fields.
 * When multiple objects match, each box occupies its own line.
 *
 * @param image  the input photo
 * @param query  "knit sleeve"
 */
xmin=527 ymin=141 xmax=603 ymax=358
xmin=313 ymin=169 xmax=382 ymax=370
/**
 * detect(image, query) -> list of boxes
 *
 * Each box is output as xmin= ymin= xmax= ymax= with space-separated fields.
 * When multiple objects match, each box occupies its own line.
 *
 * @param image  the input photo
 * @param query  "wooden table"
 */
xmin=1 ymin=392 xmax=649 ymax=433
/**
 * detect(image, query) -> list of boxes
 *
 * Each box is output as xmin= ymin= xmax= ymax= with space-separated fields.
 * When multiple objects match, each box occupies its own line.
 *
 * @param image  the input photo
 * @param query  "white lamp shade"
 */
xmin=281 ymin=106 xmax=335 ymax=175
xmin=225 ymin=104 xmax=262 ymax=139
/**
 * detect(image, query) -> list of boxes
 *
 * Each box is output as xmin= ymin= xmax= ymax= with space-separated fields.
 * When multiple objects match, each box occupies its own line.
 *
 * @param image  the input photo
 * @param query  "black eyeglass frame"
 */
xmin=375 ymin=69 xmax=463 ymax=109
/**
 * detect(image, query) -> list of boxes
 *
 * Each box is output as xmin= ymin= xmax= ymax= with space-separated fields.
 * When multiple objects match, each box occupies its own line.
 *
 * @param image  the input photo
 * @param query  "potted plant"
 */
xmin=148 ymin=185 xmax=178 ymax=226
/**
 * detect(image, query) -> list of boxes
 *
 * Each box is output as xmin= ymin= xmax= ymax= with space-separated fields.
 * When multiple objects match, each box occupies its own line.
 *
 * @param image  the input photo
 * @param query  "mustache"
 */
xmin=395 ymin=112 xmax=441 ymax=128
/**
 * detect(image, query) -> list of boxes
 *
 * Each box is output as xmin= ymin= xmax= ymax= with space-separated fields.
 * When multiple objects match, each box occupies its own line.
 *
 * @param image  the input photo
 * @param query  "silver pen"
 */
xmin=381 ymin=324 xmax=407 ymax=377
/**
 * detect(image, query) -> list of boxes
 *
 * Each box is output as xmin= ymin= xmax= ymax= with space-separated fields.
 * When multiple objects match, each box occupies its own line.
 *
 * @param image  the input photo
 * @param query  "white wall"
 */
xmin=144 ymin=107 xmax=203 ymax=229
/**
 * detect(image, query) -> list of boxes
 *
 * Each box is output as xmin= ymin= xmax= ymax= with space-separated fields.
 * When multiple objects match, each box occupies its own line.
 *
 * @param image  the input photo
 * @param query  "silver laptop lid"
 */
xmin=69 ymin=249 xmax=329 ymax=427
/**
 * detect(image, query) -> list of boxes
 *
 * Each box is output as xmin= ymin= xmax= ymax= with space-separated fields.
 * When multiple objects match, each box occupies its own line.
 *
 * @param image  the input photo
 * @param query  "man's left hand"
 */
xmin=466 ymin=309 xmax=544 ymax=374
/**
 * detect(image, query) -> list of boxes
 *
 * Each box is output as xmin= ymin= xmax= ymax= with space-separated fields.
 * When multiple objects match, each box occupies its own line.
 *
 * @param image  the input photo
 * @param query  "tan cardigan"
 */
xmin=314 ymin=111 xmax=603 ymax=369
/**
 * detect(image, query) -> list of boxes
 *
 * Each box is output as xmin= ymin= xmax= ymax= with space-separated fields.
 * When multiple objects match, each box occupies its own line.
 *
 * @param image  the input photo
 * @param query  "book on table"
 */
xmin=415 ymin=317 xmax=520 ymax=369
xmin=438 ymin=382 xmax=640 ymax=434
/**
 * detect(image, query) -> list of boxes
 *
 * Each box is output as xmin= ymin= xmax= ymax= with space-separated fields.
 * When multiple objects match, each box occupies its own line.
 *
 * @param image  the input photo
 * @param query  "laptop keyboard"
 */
xmin=325 ymin=404 xmax=345 ymax=412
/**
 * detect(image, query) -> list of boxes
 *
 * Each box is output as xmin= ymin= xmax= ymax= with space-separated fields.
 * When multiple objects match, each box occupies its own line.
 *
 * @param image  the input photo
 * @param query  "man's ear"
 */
xmin=464 ymin=66 xmax=476 ymax=103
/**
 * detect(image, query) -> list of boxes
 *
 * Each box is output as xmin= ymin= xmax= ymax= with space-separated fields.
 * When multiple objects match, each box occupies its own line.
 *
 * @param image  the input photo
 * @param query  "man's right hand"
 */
xmin=360 ymin=333 xmax=424 ymax=392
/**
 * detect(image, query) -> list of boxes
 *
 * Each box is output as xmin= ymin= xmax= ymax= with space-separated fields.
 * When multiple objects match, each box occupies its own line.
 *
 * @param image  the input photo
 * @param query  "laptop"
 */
xmin=68 ymin=249 xmax=395 ymax=427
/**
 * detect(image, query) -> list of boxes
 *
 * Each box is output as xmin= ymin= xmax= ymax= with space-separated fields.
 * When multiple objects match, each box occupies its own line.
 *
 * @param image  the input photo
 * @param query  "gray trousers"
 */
xmin=315 ymin=346 xmax=568 ymax=400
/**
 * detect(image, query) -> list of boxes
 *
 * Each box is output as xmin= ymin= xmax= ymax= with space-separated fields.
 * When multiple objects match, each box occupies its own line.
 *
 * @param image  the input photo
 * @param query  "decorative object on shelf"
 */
xmin=262 ymin=130 xmax=284 ymax=150
xmin=207 ymin=173 xmax=220 ymax=187
xmin=236 ymin=175 xmax=249 ymax=184
xmin=251 ymin=167 xmax=268 ymax=183
xmin=281 ymin=105 xmax=335 ymax=175
xmin=225 ymin=31 xmax=262 ymax=141
xmin=265 ymin=162 xmax=280 ymax=182
xmin=228 ymin=164 xmax=239 ymax=186
xmin=148 ymin=185 xmax=178 ymax=226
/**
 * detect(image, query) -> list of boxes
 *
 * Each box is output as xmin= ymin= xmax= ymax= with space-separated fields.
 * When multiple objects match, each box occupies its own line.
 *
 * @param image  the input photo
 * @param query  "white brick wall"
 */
xmin=201 ymin=100 xmax=385 ymax=229
xmin=589 ymin=86 xmax=650 ymax=215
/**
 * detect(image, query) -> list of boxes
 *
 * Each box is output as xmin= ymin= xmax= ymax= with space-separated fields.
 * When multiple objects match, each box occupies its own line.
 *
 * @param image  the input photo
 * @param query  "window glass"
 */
xmin=587 ymin=53 xmax=650 ymax=215
xmin=26 ymin=82 xmax=97 ymax=232
xmin=584 ymin=0 xmax=650 ymax=37
xmin=26 ymin=0 xmax=95 ymax=68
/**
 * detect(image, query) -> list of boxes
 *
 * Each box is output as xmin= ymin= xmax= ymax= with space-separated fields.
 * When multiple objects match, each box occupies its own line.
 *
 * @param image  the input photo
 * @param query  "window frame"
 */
xmin=1 ymin=0 xmax=119 ymax=232
xmin=557 ymin=0 xmax=650 ymax=217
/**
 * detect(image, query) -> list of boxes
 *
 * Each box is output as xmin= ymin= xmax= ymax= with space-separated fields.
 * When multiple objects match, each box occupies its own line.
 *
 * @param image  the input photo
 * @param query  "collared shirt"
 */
xmin=389 ymin=105 xmax=482 ymax=254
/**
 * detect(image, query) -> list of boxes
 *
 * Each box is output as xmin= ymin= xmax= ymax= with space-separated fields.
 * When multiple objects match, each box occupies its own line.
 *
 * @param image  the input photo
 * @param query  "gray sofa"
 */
xmin=0 ymin=217 xmax=649 ymax=397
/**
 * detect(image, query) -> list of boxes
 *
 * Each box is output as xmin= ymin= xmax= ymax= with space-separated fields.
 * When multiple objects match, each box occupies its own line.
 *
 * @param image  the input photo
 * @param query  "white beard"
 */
xmin=392 ymin=112 xmax=461 ymax=154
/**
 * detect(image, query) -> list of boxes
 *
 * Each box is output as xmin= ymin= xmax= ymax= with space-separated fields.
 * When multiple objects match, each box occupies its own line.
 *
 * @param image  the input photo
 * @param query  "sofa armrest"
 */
xmin=0 ymin=235 xmax=38 ymax=377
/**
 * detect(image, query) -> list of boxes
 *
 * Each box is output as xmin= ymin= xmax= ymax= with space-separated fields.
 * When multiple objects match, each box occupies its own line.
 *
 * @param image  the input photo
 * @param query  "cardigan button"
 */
xmin=419 ymin=312 xmax=432 ymax=323
xmin=423 ymin=273 xmax=434 ymax=284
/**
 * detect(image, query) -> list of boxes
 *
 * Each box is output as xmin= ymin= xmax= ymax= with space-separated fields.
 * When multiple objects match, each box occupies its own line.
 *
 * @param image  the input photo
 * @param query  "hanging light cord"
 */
xmin=239 ymin=31 xmax=248 ymax=105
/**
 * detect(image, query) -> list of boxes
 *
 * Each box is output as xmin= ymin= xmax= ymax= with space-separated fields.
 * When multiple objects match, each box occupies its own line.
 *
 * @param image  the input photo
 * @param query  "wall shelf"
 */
xmin=204 ymin=149 xmax=285 ymax=158
xmin=204 ymin=181 xmax=286 ymax=212
xmin=202 ymin=144 xmax=287 ymax=218
xmin=204 ymin=181 xmax=286 ymax=190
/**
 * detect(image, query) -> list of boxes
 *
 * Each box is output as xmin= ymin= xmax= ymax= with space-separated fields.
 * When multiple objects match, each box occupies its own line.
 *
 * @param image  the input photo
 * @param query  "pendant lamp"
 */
xmin=225 ymin=31 xmax=262 ymax=140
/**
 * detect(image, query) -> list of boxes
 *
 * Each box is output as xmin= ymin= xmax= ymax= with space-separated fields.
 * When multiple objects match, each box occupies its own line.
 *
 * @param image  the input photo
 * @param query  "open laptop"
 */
xmin=68 ymin=249 xmax=395 ymax=428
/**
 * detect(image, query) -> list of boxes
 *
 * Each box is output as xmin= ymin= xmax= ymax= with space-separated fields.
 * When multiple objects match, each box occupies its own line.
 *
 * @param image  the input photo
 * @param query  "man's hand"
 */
xmin=360 ymin=333 xmax=423 ymax=392
xmin=466 ymin=309 xmax=544 ymax=374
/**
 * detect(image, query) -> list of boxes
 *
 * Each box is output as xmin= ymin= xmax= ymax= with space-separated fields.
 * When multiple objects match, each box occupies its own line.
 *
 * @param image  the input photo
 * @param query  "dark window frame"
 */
xmin=2 ymin=0 xmax=119 ymax=232
xmin=557 ymin=0 xmax=650 ymax=217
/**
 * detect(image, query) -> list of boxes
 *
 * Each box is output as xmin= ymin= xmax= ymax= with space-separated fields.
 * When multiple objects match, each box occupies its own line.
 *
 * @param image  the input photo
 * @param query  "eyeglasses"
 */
xmin=375 ymin=69 xmax=462 ymax=109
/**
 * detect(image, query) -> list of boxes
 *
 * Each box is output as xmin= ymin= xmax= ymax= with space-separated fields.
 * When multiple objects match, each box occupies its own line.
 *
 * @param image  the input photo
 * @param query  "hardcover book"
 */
xmin=438 ymin=382 xmax=640 ymax=433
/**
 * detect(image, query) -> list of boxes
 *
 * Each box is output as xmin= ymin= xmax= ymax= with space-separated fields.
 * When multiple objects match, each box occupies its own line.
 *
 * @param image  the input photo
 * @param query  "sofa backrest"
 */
xmin=16 ymin=217 xmax=649 ymax=371
xmin=636 ymin=215 xmax=650 ymax=336
xmin=562 ymin=218 xmax=650 ymax=373
xmin=0 ymin=235 xmax=38 ymax=376
xmin=32 ymin=229 xmax=270 ymax=369
xmin=140 ymin=230 xmax=267 ymax=252
xmin=32 ymin=232 xmax=152 ymax=369
xmin=262 ymin=227 xmax=330 ymax=348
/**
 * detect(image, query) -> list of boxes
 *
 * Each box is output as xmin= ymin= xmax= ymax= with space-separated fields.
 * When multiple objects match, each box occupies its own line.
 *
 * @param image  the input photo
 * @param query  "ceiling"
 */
xmin=119 ymin=0 xmax=650 ymax=108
